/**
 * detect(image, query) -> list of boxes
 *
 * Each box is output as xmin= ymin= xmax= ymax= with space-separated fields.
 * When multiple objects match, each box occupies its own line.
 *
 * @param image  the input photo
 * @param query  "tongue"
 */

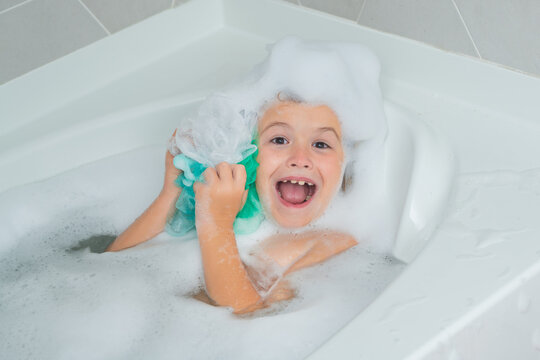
xmin=278 ymin=182 xmax=308 ymax=204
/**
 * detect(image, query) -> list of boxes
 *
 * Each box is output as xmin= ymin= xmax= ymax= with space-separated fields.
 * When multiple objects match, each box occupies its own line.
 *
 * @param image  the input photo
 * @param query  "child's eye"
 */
xmin=271 ymin=137 xmax=288 ymax=145
xmin=313 ymin=141 xmax=330 ymax=149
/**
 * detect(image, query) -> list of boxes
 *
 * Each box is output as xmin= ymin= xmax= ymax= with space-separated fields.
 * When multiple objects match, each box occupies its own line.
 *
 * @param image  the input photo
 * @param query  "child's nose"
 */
xmin=287 ymin=146 xmax=313 ymax=169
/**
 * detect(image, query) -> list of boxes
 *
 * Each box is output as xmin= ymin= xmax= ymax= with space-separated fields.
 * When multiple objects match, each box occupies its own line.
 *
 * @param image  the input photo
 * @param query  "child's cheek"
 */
xmin=319 ymin=155 xmax=343 ymax=195
xmin=255 ymin=149 xmax=279 ymax=207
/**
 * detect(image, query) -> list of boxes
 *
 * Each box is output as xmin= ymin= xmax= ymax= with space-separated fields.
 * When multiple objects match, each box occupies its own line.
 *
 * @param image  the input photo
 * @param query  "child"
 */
xmin=107 ymin=37 xmax=388 ymax=314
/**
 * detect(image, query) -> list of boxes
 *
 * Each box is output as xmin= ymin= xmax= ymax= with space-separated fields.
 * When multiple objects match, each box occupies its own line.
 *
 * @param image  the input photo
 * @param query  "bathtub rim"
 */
xmin=2 ymin=1 xmax=540 ymax=359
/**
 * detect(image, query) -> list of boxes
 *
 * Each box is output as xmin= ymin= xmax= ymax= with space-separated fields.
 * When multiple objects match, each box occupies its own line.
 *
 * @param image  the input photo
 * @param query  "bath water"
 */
xmin=1 ymin=38 xmax=403 ymax=359
xmin=2 ymin=142 xmax=539 ymax=359
xmin=0 ymin=147 xmax=404 ymax=360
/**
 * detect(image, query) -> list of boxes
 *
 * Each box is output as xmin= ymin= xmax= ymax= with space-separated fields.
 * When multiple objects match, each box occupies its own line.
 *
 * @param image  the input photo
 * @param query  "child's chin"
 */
xmin=262 ymin=196 xmax=317 ymax=228
xmin=272 ymin=211 xmax=313 ymax=229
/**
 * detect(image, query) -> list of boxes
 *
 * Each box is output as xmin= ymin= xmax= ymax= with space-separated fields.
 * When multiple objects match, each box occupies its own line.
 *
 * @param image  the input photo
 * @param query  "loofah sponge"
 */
xmin=165 ymin=140 xmax=264 ymax=236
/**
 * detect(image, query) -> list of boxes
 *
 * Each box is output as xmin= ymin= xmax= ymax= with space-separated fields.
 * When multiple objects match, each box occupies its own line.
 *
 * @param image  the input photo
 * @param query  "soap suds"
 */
xmin=0 ymin=146 xmax=403 ymax=360
xmin=0 ymin=37 xmax=454 ymax=359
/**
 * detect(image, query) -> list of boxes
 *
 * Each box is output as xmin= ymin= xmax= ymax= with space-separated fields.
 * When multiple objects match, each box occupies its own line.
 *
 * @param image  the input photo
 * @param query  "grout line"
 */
xmin=78 ymin=0 xmax=111 ymax=35
xmin=451 ymin=0 xmax=482 ymax=58
xmin=0 ymin=0 xmax=35 ymax=15
xmin=356 ymin=0 xmax=367 ymax=23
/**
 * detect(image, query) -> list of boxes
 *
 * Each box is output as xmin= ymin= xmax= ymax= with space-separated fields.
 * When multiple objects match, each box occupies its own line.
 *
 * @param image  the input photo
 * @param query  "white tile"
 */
xmin=0 ymin=0 xmax=107 ymax=84
xmin=358 ymin=0 xmax=478 ymax=56
xmin=0 ymin=0 xmax=28 ymax=13
xmin=82 ymin=0 xmax=170 ymax=34
xmin=301 ymin=0 xmax=365 ymax=21
xmin=454 ymin=0 xmax=540 ymax=76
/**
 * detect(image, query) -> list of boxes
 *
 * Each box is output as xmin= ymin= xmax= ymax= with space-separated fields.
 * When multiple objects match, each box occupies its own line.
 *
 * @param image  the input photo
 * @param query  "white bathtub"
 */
xmin=2 ymin=0 xmax=540 ymax=359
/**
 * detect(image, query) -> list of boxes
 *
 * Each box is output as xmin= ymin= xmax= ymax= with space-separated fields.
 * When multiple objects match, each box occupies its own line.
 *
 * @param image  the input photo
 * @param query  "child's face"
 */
xmin=256 ymin=101 xmax=345 ymax=228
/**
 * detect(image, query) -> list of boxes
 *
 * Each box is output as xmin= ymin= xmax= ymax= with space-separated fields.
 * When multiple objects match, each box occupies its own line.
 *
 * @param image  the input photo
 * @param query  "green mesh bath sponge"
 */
xmin=165 ymin=142 xmax=264 ymax=236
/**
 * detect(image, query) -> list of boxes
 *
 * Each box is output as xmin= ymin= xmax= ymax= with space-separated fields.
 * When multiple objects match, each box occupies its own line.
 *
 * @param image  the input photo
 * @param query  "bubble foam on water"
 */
xmin=0 ymin=146 xmax=404 ymax=360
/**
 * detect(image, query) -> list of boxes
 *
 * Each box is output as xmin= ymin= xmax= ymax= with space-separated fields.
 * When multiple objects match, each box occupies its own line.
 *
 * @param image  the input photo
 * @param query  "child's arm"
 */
xmin=193 ymin=163 xmax=357 ymax=313
xmin=194 ymin=162 xmax=263 ymax=313
xmin=106 ymin=151 xmax=182 ymax=252
xmin=261 ymin=231 xmax=358 ymax=275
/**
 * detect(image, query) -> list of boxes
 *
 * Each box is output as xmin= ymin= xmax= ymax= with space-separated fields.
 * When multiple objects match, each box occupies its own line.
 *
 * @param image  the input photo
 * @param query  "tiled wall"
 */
xmin=0 ymin=0 xmax=186 ymax=84
xmin=294 ymin=0 xmax=540 ymax=76
xmin=1 ymin=0 xmax=539 ymax=84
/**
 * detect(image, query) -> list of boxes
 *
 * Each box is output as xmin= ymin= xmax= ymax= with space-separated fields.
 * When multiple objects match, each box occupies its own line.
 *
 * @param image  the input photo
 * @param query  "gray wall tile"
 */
xmin=454 ymin=0 xmax=540 ymax=75
xmin=358 ymin=0 xmax=478 ymax=56
xmin=82 ymin=0 xmax=171 ymax=34
xmin=1 ymin=0 xmax=539 ymax=83
xmin=0 ymin=0 xmax=107 ymax=84
xmin=301 ymin=0 xmax=365 ymax=21
xmin=0 ymin=0 xmax=28 ymax=13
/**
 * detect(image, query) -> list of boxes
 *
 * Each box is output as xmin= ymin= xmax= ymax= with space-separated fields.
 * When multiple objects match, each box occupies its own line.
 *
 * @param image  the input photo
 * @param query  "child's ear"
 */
xmin=341 ymin=162 xmax=354 ymax=193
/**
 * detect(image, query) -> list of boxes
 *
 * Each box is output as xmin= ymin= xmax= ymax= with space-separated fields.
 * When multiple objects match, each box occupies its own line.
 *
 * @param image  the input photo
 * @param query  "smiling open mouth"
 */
xmin=276 ymin=179 xmax=317 ymax=206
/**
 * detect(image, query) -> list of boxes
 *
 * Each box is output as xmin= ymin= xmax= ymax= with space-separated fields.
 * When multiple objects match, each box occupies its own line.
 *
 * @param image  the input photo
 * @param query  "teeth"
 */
xmin=306 ymin=195 xmax=311 ymax=200
xmin=281 ymin=179 xmax=314 ymax=186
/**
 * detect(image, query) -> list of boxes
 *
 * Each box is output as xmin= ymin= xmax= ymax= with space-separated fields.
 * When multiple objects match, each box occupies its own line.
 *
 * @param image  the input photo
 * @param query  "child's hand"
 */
xmin=163 ymin=151 xmax=181 ymax=192
xmin=162 ymin=130 xmax=182 ymax=195
xmin=194 ymin=162 xmax=248 ymax=229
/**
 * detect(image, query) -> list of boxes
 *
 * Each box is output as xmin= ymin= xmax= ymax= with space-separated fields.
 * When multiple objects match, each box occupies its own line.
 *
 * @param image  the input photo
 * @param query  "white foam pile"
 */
xmin=172 ymin=36 xmax=386 ymax=166
xmin=0 ymin=147 xmax=404 ymax=360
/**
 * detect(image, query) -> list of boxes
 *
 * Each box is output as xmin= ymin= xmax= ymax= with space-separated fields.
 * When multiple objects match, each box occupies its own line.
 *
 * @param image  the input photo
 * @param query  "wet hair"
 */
xmin=341 ymin=162 xmax=354 ymax=193
xmin=276 ymin=90 xmax=304 ymax=103
xmin=257 ymin=90 xmax=304 ymax=116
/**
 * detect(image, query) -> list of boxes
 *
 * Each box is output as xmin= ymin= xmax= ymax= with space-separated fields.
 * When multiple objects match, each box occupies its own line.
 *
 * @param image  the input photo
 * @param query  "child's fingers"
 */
xmin=267 ymin=280 xmax=295 ymax=303
xmin=201 ymin=167 xmax=218 ymax=184
xmin=231 ymin=164 xmax=247 ymax=184
xmin=163 ymin=151 xmax=181 ymax=192
xmin=193 ymin=181 xmax=202 ymax=194
xmin=169 ymin=129 xmax=177 ymax=141
xmin=168 ymin=129 xmax=178 ymax=145
xmin=165 ymin=151 xmax=178 ymax=168
xmin=215 ymin=162 xmax=233 ymax=182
